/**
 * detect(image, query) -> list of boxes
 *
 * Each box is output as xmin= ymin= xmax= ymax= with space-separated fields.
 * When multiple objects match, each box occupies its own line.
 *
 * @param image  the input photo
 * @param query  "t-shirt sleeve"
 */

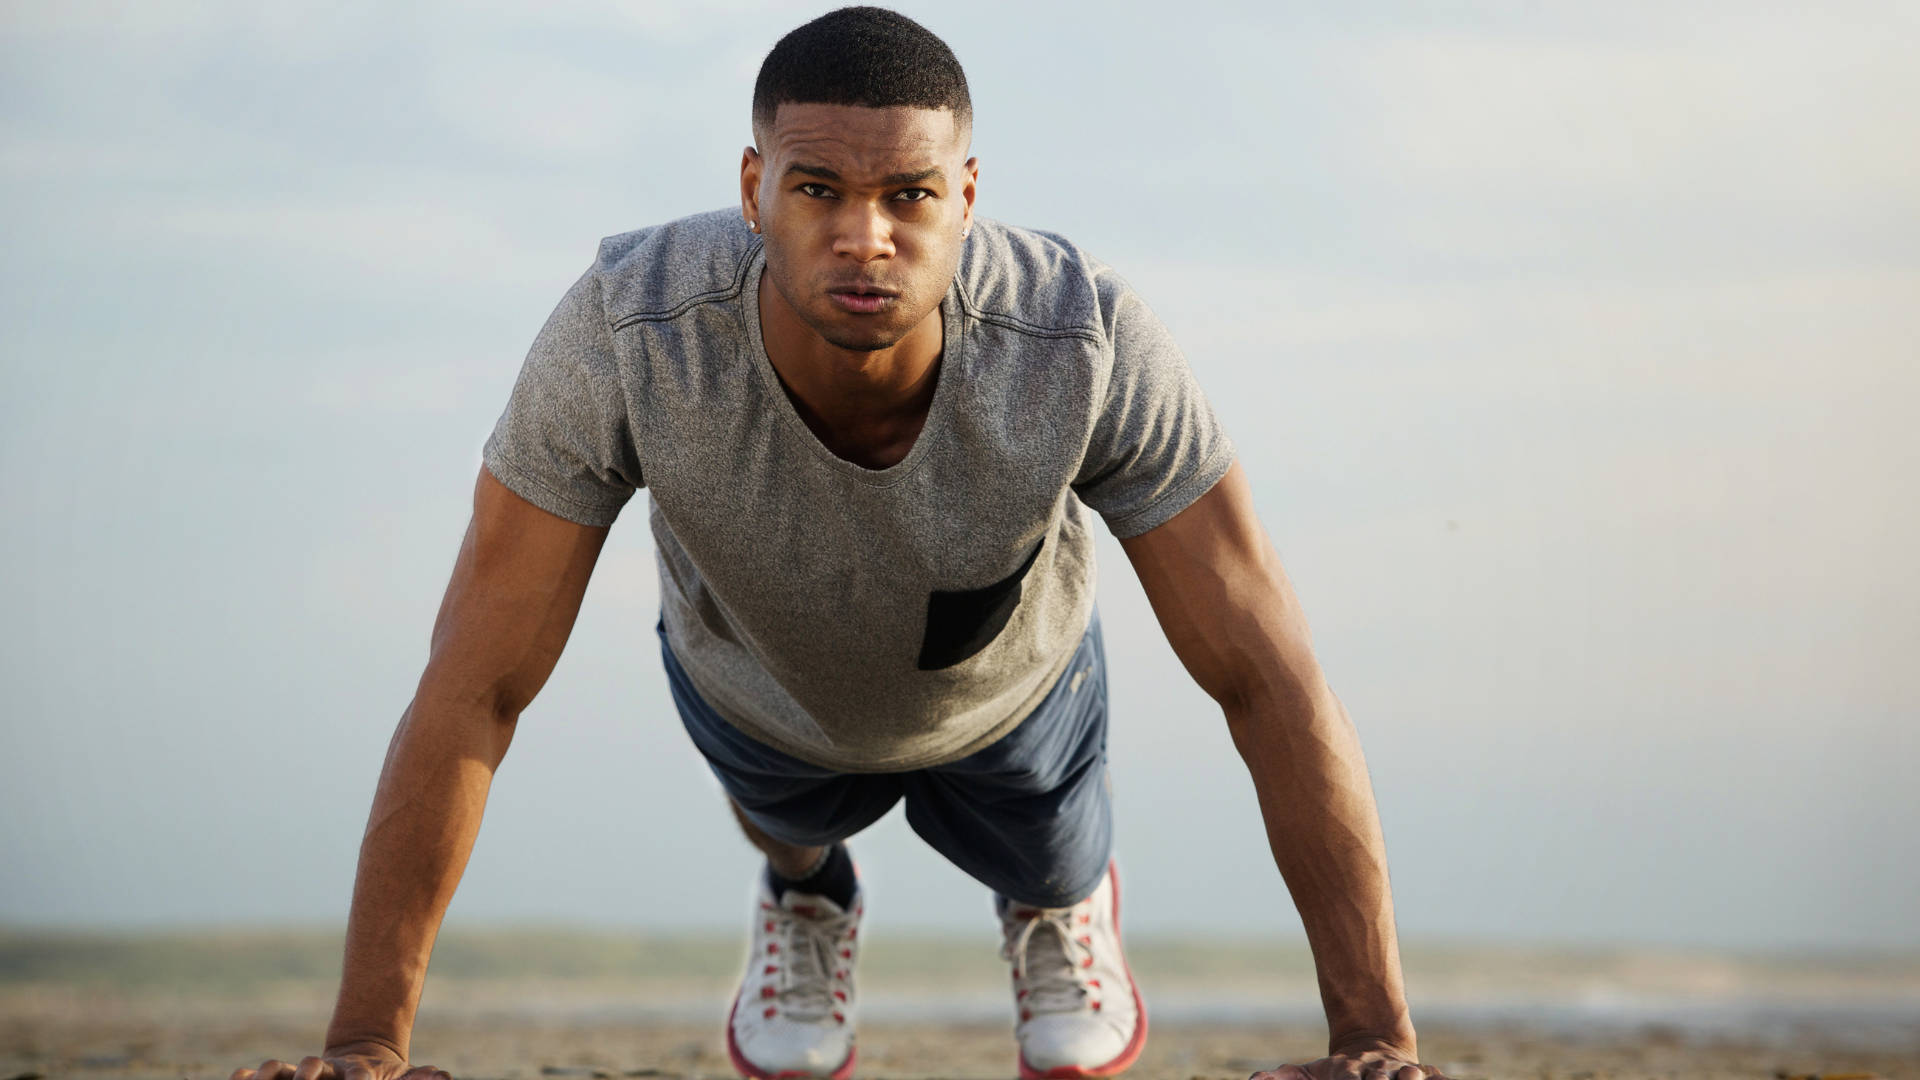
xmin=1071 ymin=278 xmax=1235 ymax=539
xmin=480 ymin=266 xmax=643 ymax=527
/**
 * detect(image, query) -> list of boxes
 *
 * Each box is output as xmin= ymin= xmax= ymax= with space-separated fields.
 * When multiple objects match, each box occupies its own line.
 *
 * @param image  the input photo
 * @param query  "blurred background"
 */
xmin=3 ymin=0 xmax=1917 ymax=1064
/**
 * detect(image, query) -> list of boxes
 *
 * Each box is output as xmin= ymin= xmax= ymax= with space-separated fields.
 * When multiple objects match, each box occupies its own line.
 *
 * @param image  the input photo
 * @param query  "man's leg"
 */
xmin=726 ymin=798 xmax=864 ymax=915
xmin=899 ymin=610 xmax=1145 ymax=1080
xmin=902 ymin=611 xmax=1114 ymax=907
xmin=659 ymin=619 xmax=899 ymax=1080
xmin=728 ymin=797 xmax=828 ymax=880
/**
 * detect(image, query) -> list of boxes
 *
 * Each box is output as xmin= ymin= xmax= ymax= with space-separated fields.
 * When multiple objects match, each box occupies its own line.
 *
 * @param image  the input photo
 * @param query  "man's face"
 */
xmin=741 ymin=103 xmax=977 ymax=353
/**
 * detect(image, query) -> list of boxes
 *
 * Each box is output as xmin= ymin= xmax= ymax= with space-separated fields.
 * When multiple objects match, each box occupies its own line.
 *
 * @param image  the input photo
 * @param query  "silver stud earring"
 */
xmin=749 ymin=219 xmax=759 ymax=233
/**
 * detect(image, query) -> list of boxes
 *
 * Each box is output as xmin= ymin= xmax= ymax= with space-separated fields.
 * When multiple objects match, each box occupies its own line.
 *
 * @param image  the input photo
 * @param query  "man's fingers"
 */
xmin=292 ymin=1056 xmax=335 ymax=1080
xmin=244 ymin=1060 xmax=293 ymax=1080
xmin=1250 ymin=1067 xmax=1312 ymax=1080
xmin=398 ymin=1068 xmax=450 ymax=1080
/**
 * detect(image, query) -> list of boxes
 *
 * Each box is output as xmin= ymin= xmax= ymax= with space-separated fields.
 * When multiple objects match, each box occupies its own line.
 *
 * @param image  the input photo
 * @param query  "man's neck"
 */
xmin=758 ymin=272 xmax=944 ymax=470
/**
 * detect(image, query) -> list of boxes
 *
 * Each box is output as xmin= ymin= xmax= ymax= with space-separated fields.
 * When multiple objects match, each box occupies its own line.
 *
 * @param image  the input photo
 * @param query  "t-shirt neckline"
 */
xmin=741 ymin=243 xmax=964 ymax=487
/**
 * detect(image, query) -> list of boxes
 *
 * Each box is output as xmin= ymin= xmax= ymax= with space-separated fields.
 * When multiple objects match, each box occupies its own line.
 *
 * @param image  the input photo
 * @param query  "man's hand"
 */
xmin=1251 ymin=1036 xmax=1451 ymax=1080
xmin=229 ymin=1041 xmax=449 ymax=1080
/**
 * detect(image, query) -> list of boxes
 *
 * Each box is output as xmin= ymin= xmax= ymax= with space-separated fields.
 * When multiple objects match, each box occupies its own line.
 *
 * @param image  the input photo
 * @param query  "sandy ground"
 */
xmin=6 ymin=985 xmax=1915 ymax=1080
xmin=4 ymin=932 xmax=1915 ymax=1080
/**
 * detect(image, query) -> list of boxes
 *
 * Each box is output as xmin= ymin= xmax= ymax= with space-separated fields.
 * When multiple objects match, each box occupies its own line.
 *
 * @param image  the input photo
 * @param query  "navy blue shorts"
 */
xmin=658 ymin=612 xmax=1112 ymax=908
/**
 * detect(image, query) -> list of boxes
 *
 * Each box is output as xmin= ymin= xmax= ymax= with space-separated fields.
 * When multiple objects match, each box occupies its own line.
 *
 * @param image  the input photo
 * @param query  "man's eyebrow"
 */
xmin=880 ymin=166 xmax=944 ymax=186
xmin=782 ymin=163 xmax=945 ymax=186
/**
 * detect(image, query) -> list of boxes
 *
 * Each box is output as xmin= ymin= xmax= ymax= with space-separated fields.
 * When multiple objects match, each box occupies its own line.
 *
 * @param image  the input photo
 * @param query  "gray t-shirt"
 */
xmin=482 ymin=208 xmax=1233 ymax=771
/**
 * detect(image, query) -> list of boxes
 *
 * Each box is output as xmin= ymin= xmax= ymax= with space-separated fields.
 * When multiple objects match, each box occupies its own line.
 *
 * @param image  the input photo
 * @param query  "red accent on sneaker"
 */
xmin=764 ymin=965 xmax=778 ymax=975
xmin=767 ymin=943 xmax=779 ymax=954
xmin=1088 ymin=979 xmax=1101 ymax=988
xmin=764 ymin=921 xmax=775 ymax=932
xmin=1078 ymin=935 xmax=1092 ymax=945
xmin=1080 ymin=956 xmax=1093 ymax=968
xmin=763 ymin=1006 xmax=777 ymax=1019
xmin=839 ymin=948 xmax=851 ymax=959
xmin=833 ymin=1011 xmax=845 ymax=1024
xmin=761 ymin=986 xmax=776 ymax=999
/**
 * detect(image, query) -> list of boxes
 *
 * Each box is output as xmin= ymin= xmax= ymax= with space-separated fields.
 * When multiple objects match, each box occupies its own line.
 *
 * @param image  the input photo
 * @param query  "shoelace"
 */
xmin=766 ymin=905 xmax=857 ymax=1022
xmin=1000 ymin=907 xmax=1095 ymax=1015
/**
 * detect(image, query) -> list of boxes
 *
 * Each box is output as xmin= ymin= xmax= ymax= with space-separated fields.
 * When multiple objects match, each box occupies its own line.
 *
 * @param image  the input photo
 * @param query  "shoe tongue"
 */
xmin=771 ymin=889 xmax=847 ymax=1019
xmin=1029 ymin=912 xmax=1073 ymax=953
xmin=780 ymin=889 xmax=847 ymax=919
xmin=1010 ymin=912 xmax=1087 ymax=1012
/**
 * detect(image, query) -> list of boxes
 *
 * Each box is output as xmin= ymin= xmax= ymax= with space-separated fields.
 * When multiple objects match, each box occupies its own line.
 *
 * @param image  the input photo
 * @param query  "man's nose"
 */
xmin=831 ymin=203 xmax=894 ymax=261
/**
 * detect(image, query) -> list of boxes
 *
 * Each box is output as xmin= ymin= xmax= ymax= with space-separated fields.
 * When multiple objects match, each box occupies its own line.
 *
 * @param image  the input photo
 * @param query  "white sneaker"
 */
xmin=726 ymin=872 xmax=862 ymax=1080
xmin=998 ymin=859 xmax=1147 ymax=1079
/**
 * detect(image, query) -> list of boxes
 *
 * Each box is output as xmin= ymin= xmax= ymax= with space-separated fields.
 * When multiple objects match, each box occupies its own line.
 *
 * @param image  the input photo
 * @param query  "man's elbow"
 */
xmin=404 ymin=669 xmax=525 ymax=766
xmin=1209 ymin=652 xmax=1341 ymax=742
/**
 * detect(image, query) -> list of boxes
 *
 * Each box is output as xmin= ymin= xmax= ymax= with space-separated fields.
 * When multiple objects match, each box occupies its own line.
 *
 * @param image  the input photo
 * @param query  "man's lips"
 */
xmin=827 ymin=285 xmax=898 ymax=314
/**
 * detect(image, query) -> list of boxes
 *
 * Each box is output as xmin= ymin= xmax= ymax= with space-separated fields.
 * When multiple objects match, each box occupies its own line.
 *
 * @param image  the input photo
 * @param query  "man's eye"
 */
xmin=896 ymin=188 xmax=933 ymax=202
xmin=799 ymin=183 xmax=835 ymax=198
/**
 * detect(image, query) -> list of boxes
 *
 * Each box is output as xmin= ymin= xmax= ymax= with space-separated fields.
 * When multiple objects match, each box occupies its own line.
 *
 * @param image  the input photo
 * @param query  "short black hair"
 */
xmin=752 ymin=6 xmax=971 ymax=142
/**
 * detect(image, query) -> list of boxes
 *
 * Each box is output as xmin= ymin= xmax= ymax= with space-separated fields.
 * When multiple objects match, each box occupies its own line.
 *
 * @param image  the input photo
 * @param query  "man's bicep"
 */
xmin=1117 ymin=461 xmax=1325 ymax=711
xmin=418 ymin=464 xmax=614 ymax=720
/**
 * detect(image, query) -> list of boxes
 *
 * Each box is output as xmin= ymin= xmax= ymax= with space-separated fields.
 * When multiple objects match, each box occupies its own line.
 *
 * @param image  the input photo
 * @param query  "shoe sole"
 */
xmin=1016 ymin=858 xmax=1150 ymax=1080
xmin=725 ymin=989 xmax=857 ymax=1080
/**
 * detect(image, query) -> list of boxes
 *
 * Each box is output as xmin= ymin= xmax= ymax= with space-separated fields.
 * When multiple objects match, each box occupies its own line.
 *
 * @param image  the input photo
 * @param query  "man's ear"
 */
xmin=740 ymin=145 xmax=763 ymax=232
xmin=960 ymin=155 xmax=979 ymax=233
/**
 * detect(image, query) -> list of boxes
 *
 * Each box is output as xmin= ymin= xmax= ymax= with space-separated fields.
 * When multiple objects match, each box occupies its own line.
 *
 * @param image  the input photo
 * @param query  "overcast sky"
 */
xmin=2 ymin=1 xmax=1915 ymax=951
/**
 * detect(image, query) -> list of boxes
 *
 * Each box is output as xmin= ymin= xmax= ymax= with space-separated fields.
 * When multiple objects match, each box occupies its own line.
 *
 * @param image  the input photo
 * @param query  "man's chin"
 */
xmin=811 ymin=316 xmax=908 ymax=353
xmin=819 ymin=333 xmax=897 ymax=353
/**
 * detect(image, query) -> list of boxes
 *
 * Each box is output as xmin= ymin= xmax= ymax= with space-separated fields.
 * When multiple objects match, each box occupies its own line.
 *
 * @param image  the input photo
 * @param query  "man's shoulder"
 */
xmin=957 ymin=218 xmax=1126 ymax=346
xmin=589 ymin=207 xmax=760 ymax=327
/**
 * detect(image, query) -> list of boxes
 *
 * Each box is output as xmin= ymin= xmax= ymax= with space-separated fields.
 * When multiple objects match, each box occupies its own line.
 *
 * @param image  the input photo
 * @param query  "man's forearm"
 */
xmin=326 ymin=693 xmax=515 ymax=1060
xmin=1224 ymin=683 xmax=1414 ymax=1053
